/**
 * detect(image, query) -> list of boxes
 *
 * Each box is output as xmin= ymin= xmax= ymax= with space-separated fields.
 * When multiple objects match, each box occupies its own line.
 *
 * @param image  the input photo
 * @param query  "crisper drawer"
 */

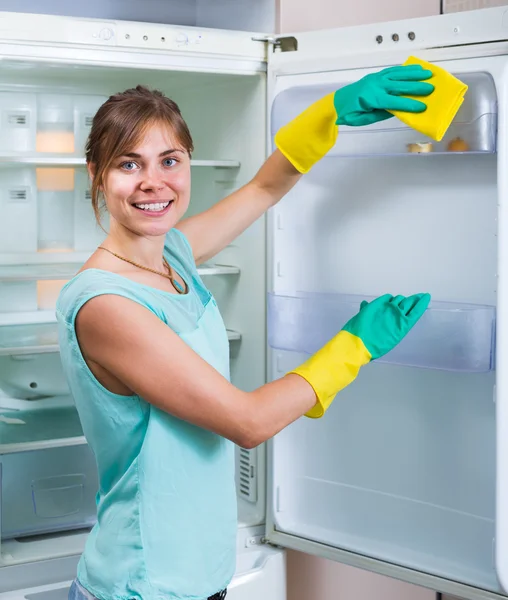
xmin=0 ymin=542 xmax=286 ymax=600
xmin=0 ymin=444 xmax=98 ymax=539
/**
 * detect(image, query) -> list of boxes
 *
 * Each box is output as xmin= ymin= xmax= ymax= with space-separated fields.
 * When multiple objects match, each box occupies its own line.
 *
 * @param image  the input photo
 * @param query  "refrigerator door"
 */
xmin=264 ymin=10 xmax=508 ymax=600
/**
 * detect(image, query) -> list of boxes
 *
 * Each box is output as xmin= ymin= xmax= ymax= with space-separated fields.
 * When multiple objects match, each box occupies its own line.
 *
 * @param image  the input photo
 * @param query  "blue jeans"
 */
xmin=68 ymin=579 xmax=227 ymax=600
xmin=68 ymin=580 xmax=97 ymax=600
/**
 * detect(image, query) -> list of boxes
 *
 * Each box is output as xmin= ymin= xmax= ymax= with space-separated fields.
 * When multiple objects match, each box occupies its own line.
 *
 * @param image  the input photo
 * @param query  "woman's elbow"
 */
xmin=230 ymin=407 xmax=271 ymax=449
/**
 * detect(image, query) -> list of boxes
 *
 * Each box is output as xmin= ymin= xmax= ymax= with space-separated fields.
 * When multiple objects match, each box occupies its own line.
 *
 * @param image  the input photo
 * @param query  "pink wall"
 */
xmin=278 ymin=1 xmax=440 ymax=598
xmin=278 ymin=0 xmax=440 ymax=32
xmin=286 ymin=551 xmax=436 ymax=600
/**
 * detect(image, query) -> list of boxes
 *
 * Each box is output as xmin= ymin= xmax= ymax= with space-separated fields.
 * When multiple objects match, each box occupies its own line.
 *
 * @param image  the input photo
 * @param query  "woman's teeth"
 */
xmin=134 ymin=201 xmax=171 ymax=212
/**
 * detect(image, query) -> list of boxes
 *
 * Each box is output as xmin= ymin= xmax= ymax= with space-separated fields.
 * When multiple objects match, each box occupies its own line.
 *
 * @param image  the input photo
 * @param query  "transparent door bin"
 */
xmin=36 ymin=95 xmax=75 ymax=154
xmin=31 ymin=474 xmax=85 ymax=519
xmin=0 ymin=444 xmax=98 ymax=539
xmin=271 ymin=72 xmax=497 ymax=157
xmin=38 ymin=191 xmax=75 ymax=252
xmin=74 ymin=169 xmax=107 ymax=252
xmin=268 ymin=292 xmax=495 ymax=372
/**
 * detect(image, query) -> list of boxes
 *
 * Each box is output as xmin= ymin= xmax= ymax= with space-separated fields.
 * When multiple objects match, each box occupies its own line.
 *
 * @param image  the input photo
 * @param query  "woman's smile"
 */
xmin=132 ymin=199 xmax=174 ymax=215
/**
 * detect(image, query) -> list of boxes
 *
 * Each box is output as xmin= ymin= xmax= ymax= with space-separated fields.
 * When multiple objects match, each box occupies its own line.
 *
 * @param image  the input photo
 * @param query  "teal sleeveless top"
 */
xmin=56 ymin=228 xmax=237 ymax=600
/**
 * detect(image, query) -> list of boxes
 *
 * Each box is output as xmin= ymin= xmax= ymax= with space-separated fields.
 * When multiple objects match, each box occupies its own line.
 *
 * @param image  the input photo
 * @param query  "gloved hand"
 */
xmin=275 ymin=64 xmax=434 ymax=173
xmin=289 ymin=293 xmax=431 ymax=418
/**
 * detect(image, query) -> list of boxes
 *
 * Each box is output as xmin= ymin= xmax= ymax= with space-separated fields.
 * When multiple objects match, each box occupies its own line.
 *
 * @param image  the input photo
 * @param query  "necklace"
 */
xmin=97 ymin=246 xmax=188 ymax=295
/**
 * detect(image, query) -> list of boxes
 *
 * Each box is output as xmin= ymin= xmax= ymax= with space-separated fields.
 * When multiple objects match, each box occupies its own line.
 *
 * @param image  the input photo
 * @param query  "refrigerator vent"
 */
xmin=7 ymin=112 xmax=28 ymax=126
xmin=236 ymin=447 xmax=257 ymax=503
xmin=84 ymin=115 xmax=94 ymax=128
xmin=8 ymin=188 xmax=28 ymax=202
xmin=85 ymin=190 xmax=92 ymax=200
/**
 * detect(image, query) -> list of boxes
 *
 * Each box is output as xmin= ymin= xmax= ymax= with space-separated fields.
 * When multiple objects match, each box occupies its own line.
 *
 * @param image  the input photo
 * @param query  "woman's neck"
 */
xmin=101 ymin=222 xmax=167 ymax=271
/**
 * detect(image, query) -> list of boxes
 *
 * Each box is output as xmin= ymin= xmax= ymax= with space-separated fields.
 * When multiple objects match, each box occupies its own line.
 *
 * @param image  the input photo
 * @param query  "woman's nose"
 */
xmin=139 ymin=166 xmax=165 ymax=192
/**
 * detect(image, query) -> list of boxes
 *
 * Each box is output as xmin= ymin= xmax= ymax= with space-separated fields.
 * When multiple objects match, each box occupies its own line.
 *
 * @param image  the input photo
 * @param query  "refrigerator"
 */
xmin=0 ymin=6 xmax=506 ymax=600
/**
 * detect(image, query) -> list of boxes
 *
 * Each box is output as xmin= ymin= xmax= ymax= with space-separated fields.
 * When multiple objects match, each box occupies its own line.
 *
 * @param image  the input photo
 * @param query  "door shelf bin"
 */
xmin=271 ymin=72 xmax=497 ymax=157
xmin=267 ymin=292 xmax=495 ymax=372
xmin=0 ymin=443 xmax=98 ymax=539
xmin=325 ymin=112 xmax=496 ymax=157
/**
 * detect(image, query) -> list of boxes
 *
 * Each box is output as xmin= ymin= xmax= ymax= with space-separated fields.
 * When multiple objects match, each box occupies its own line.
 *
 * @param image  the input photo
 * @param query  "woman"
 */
xmin=59 ymin=65 xmax=434 ymax=600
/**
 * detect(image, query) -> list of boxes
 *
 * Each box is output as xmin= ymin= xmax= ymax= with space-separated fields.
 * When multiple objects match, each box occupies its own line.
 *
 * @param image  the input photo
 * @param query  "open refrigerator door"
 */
xmin=264 ymin=7 xmax=508 ymax=600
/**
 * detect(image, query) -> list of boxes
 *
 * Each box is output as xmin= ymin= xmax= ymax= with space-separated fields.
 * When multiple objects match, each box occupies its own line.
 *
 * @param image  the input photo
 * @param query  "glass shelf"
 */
xmin=0 ymin=404 xmax=84 ymax=448
xmin=0 ymin=322 xmax=241 ymax=355
xmin=268 ymin=291 xmax=496 ymax=372
xmin=0 ymin=263 xmax=83 ymax=281
xmin=0 ymin=153 xmax=240 ymax=168
xmin=198 ymin=264 xmax=240 ymax=276
xmin=0 ymin=323 xmax=59 ymax=356
xmin=0 ymin=262 xmax=240 ymax=281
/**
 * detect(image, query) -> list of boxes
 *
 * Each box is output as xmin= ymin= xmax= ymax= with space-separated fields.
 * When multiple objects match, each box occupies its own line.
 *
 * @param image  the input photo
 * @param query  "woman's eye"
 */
xmin=121 ymin=161 xmax=138 ymax=171
xmin=163 ymin=158 xmax=177 ymax=167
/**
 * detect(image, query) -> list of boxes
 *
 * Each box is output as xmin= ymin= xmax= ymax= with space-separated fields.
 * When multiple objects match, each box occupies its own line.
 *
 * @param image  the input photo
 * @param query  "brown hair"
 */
xmin=85 ymin=85 xmax=194 ymax=223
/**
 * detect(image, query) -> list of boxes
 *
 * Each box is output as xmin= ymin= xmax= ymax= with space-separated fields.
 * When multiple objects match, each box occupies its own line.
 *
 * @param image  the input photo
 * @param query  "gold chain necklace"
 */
xmin=97 ymin=246 xmax=188 ymax=295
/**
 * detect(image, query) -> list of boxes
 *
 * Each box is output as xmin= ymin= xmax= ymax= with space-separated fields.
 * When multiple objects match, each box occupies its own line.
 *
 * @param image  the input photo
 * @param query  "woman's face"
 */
xmin=101 ymin=122 xmax=191 ymax=238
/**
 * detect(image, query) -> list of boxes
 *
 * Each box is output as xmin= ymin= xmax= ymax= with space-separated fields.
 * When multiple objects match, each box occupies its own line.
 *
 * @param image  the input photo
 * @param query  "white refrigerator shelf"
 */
xmin=0 ymin=153 xmax=240 ymax=169
xmin=0 ymin=262 xmax=240 ymax=281
xmin=0 ymin=322 xmax=241 ymax=355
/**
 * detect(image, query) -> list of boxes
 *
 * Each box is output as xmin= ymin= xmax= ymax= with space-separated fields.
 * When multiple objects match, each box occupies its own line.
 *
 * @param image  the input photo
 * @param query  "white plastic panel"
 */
xmin=0 ymin=354 xmax=69 ymax=399
xmin=0 ymin=169 xmax=37 ymax=254
xmin=73 ymin=172 xmax=106 ymax=253
xmin=72 ymin=95 xmax=107 ymax=156
xmin=0 ymin=93 xmax=36 ymax=153
xmin=494 ymin=57 xmax=508 ymax=595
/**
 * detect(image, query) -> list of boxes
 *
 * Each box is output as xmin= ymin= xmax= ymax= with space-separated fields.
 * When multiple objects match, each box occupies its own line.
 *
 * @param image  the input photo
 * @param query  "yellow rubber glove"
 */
xmin=290 ymin=293 xmax=430 ymax=418
xmin=388 ymin=56 xmax=468 ymax=141
xmin=274 ymin=64 xmax=434 ymax=173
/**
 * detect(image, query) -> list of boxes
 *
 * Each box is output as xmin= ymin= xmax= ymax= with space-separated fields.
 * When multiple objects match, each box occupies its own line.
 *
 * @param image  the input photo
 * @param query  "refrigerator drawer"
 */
xmin=0 ymin=444 xmax=98 ymax=539
xmin=0 ymin=546 xmax=286 ymax=600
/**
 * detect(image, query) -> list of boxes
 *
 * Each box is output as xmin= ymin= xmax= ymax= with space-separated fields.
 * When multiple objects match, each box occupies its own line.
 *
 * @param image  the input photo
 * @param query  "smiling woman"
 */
xmin=55 ymin=72 xmax=434 ymax=600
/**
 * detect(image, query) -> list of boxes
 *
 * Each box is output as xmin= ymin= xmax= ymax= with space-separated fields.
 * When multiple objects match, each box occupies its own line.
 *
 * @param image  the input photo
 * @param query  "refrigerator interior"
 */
xmin=267 ymin=66 xmax=500 ymax=592
xmin=0 ymin=58 xmax=267 ymax=566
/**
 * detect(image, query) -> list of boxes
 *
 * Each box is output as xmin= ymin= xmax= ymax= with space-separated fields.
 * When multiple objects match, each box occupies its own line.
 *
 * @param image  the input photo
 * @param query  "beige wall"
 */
xmin=278 ymin=0 xmax=440 ymax=32
xmin=279 ymin=1 xmax=440 ymax=599
xmin=287 ymin=552 xmax=436 ymax=600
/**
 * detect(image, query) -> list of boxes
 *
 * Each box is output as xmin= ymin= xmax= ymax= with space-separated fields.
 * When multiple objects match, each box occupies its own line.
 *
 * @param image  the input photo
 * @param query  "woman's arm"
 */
xmin=76 ymin=294 xmax=316 ymax=448
xmin=178 ymin=64 xmax=434 ymax=264
xmin=76 ymin=291 xmax=429 ymax=446
xmin=177 ymin=150 xmax=300 ymax=265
